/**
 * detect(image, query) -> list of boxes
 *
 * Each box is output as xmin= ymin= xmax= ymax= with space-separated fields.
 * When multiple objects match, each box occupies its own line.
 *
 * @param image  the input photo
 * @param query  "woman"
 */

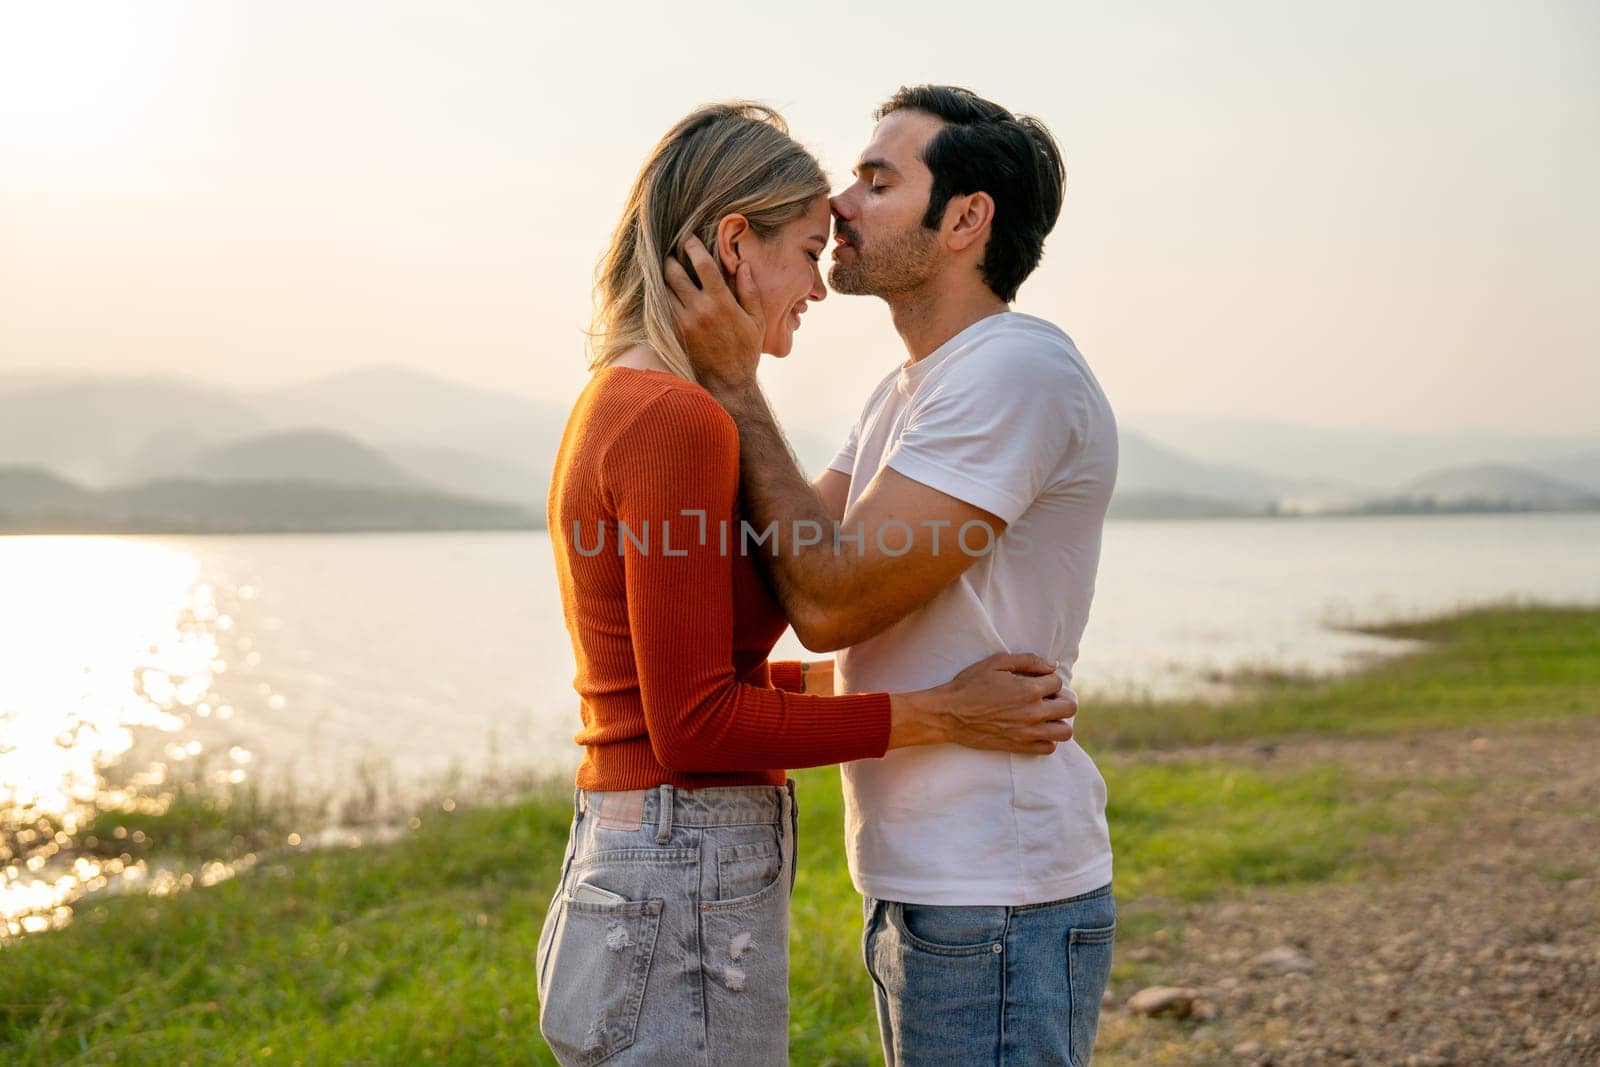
xmin=535 ymin=103 xmax=1066 ymax=1066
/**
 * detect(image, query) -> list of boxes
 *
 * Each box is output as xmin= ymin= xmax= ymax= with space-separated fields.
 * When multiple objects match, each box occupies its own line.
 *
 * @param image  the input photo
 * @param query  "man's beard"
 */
xmin=829 ymin=219 xmax=941 ymax=297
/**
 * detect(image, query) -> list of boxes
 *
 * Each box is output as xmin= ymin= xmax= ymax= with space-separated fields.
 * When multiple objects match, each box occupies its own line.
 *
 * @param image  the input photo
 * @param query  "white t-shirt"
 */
xmin=829 ymin=311 xmax=1118 ymax=906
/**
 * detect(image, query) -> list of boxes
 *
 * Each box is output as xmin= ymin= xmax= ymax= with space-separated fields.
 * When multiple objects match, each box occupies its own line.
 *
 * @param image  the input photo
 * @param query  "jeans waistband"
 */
xmin=577 ymin=781 xmax=791 ymax=832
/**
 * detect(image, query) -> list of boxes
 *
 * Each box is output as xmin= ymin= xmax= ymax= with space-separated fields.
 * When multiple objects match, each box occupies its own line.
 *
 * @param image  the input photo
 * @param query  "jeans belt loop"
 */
xmin=655 ymin=783 xmax=674 ymax=843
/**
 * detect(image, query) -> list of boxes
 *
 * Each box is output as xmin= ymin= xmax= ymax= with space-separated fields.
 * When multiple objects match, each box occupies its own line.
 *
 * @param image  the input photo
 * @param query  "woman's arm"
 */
xmin=606 ymin=391 xmax=889 ymax=772
xmin=607 ymin=390 xmax=1070 ymax=772
xmin=767 ymin=659 xmax=832 ymax=696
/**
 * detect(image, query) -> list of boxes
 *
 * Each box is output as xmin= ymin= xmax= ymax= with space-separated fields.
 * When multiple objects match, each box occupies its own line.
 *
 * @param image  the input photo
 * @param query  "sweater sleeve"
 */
xmin=768 ymin=660 xmax=806 ymax=694
xmin=601 ymin=389 xmax=891 ymax=772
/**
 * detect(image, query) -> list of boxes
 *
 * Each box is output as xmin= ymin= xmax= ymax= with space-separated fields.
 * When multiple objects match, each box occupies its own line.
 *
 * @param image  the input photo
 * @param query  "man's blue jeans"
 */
xmin=862 ymin=883 xmax=1116 ymax=1066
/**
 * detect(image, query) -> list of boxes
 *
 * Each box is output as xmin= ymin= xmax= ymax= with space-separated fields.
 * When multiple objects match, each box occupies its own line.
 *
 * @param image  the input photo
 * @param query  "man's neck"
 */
xmin=887 ymin=283 xmax=1009 ymax=363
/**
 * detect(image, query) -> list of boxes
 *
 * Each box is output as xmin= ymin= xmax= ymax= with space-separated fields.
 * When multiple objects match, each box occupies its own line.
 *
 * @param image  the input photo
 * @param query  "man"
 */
xmin=666 ymin=85 xmax=1119 ymax=1065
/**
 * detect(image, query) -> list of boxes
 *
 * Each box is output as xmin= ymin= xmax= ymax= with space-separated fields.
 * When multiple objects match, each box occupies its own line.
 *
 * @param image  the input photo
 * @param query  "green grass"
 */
xmin=1106 ymin=760 xmax=1415 ymax=900
xmin=1085 ymin=605 xmax=1600 ymax=751
xmin=2 ymin=606 xmax=1596 ymax=1064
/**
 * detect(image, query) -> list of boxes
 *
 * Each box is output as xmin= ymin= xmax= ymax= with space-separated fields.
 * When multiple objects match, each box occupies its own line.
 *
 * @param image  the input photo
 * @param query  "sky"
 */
xmin=1 ymin=0 xmax=1597 ymax=445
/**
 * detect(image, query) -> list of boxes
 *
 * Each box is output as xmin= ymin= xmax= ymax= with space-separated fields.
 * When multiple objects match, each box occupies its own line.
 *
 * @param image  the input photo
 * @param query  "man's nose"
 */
xmin=830 ymin=193 xmax=854 ymax=220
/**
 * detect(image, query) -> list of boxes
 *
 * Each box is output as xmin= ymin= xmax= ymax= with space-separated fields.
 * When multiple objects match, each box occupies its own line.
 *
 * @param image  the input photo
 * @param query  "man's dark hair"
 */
xmin=876 ymin=85 xmax=1065 ymax=303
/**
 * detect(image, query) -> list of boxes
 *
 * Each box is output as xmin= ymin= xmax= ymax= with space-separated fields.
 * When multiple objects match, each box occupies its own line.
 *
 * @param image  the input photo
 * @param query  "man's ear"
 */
xmin=715 ymin=214 xmax=751 ymax=274
xmin=945 ymin=192 xmax=994 ymax=254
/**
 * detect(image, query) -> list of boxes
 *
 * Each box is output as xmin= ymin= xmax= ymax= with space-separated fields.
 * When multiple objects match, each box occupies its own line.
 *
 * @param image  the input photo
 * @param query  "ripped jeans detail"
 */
xmin=537 ymin=781 xmax=797 ymax=1066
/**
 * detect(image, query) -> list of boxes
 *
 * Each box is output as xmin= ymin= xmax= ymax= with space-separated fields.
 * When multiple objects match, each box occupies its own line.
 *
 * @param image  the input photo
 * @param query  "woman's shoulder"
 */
xmin=590 ymin=369 xmax=736 ymax=455
xmin=597 ymin=367 xmax=729 ymax=423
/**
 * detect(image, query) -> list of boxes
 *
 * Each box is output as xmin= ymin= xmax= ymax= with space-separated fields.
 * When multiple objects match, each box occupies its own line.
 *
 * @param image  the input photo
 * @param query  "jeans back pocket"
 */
xmin=538 ymin=893 xmax=664 ymax=1066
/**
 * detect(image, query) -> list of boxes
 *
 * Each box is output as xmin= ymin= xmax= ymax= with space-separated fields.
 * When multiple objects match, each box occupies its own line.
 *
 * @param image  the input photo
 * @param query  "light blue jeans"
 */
xmin=863 ymin=883 xmax=1117 ymax=1066
xmin=536 ymin=781 xmax=797 ymax=1066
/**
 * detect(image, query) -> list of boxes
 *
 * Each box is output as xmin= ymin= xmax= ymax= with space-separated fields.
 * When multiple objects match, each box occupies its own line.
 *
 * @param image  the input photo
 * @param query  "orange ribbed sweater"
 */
xmin=548 ymin=367 xmax=892 ymax=791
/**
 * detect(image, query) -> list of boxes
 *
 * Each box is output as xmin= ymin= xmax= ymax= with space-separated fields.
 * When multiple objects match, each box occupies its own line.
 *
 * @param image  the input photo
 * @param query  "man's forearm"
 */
xmin=707 ymin=379 xmax=843 ymax=617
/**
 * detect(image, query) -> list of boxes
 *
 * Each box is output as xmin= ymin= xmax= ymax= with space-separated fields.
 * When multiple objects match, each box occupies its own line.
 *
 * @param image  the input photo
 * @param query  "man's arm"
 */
xmin=666 ymin=238 xmax=1004 ymax=652
xmin=715 ymin=380 xmax=1004 ymax=651
xmin=815 ymin=468 xmax=850 ymax=522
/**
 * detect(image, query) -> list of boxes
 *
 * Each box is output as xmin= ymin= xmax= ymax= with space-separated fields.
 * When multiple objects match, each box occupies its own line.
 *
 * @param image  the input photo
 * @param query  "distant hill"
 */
xmin=251 ymin=365 xmax=567 ymax=506
xmin=1116 ymin=432 xmax=1285 ymax=503
xmin=1535 ymin=450 xmax=1600 ymax=496
xmin=0 ymin=370 xmax=561 ymax=511
xmin=1108 ymin=491 xmax=1274 ymax=520
xmin=1376 ymin=464 xmax=1600 ymax=512
xmin=180 ymin=429 xmax=425 ymax=490
xmin=0 ymin=467 xmax=538 ymax=534
xmin=255 ymin=363 xmax=548 ymax=432
xmin=6 ymin=368 xmax=1597 ymax=525
xmin=0 ymin=379 xmax=271 ymax=487
xmin=253 ymin=364 xmax=570 ymax=465
xmin=383 ymin=443 xmax=547 ymax=512
xmin=0 ymin=467 xmax=99 ymax=512
xmin=1128 ymin=414 xmax=1600 ymax=490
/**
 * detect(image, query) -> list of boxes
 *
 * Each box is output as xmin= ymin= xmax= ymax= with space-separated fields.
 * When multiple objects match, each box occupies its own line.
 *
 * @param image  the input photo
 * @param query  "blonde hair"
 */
xmin=589 ymin=103 xmax=829 ymax=380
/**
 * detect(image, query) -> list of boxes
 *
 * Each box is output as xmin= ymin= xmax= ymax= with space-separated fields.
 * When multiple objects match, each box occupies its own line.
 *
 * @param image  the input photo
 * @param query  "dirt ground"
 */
xmin=1096 ymin=717 xmax=1600 ymax=1066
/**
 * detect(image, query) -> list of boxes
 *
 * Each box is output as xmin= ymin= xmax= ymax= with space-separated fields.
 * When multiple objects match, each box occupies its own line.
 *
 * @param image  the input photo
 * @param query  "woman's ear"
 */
xmin=715 ymin=213 xmax=751 ymax=275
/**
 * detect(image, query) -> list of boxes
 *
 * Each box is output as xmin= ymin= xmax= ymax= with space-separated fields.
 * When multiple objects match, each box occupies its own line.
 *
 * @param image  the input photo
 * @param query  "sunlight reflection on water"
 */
xmin=4 ymin=517 xmax=1598 ymax=940
xmin=0 ymin=531 xmax=560 ymax=941
xmin=0 ymin=537 xmax=251 ymax=936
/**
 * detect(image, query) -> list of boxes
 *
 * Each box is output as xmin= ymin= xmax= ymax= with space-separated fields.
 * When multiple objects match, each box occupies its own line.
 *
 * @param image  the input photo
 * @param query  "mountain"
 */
xmin=1115 ymin=432 xmax=1285 ymax=502
xmin=1535 ymin=450 xmax=1600 ymax=496
xmin=253 ymin=364 xmax=570 ymax=461
xmin=1382 ymin=464 xmax=1600 ymax=511
xmin=0 ymin=379 xmax=271 ymax=487
xmin=1128 ymin=415 xmax=1600 ymax=490
xmin=1108 ymin=491 xmax=1273 ymax=520
xmin=383 ymin=443 xmax=547 ymax=512
xmin=0 ymin=467 xmax=538 ymax=534
xmin=255 ymin=363 xmax=547 ymax=432
xmin=7 ymin=367 xmax=1594 ymax=525
xmin=179 ymin=429 xmax=425 ymax=490
xmin=0 ymin=369 xmax=564 ymax=511
xmin=0 ymin=467 xmax=99 ymax=513
xmin=250 ymin=365 xmax=571 ymax=507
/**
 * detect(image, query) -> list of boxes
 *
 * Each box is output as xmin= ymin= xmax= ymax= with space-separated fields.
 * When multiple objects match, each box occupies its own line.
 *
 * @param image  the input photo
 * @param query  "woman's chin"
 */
xmin=763 ymin=333 xmax=794 ymax=358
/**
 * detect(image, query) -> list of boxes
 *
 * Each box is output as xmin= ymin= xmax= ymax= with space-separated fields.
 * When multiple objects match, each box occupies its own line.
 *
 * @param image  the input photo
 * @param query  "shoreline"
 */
xmin=3 ymin=605 xmax=1596 ymax=1062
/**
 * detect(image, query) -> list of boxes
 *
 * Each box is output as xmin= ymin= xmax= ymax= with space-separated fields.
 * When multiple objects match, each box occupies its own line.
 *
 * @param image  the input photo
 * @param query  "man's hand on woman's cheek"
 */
xmin=663 ymin=234 xmax=764 ymax=388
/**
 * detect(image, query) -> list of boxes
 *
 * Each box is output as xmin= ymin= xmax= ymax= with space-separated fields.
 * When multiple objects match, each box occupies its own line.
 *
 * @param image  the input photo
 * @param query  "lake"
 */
xmin=3 ymin=513 xmax=1598 ymax=932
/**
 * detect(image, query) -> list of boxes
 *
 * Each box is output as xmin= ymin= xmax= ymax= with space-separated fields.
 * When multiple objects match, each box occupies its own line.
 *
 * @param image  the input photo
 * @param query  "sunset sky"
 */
xmin=2 ymin=0 xmax=1596 ymax=443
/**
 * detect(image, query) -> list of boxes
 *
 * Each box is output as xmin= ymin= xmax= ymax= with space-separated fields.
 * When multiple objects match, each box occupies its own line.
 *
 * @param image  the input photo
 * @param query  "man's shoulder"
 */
xmin=854 ymin=365 xmax=904 ymax=419
xmin=937 ymin=313 xmax=1095 ymax=390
